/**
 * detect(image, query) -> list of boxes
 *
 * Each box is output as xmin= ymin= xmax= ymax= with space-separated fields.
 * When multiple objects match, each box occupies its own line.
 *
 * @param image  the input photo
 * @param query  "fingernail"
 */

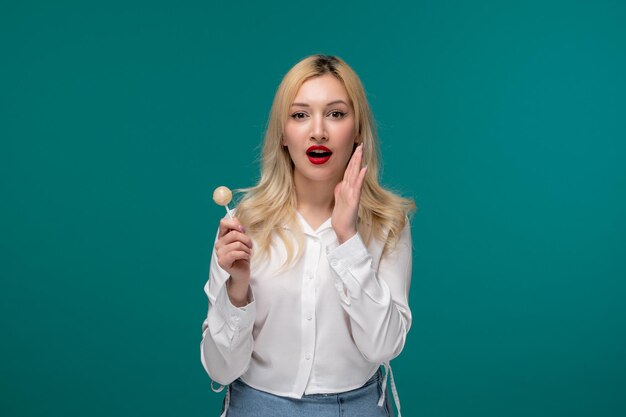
xmin=239 ymin=225 xmax=245 ymax=233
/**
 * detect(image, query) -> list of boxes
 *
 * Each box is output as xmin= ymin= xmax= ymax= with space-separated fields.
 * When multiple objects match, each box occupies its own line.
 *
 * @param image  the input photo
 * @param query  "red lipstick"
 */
xmin=306 ymin=145 xmax=332 ymax=165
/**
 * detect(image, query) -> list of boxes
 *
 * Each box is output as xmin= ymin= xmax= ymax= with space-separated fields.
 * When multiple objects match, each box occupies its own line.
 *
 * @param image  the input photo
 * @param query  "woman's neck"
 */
xmin=294 ymin=173 xmax=337 ymax=229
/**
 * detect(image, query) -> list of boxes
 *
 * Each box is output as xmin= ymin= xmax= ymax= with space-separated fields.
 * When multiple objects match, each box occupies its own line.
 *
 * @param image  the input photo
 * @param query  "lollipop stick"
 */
xmin=225 ymin=205 xmax=234 ymax=219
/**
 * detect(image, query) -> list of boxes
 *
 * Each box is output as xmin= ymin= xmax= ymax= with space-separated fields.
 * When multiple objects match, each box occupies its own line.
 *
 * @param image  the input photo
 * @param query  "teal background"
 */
xmin=2 ymin=1 xmax=625 ymax=416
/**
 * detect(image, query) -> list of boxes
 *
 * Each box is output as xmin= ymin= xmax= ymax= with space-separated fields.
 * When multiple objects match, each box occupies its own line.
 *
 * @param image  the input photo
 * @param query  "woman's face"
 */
xmin=282 ymin=74 xmax=356 ymax=187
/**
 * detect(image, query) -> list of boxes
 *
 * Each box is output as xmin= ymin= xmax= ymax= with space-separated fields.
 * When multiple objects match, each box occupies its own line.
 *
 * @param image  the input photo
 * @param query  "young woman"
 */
xmin=201 ymin=54 xmax=415 ymax=417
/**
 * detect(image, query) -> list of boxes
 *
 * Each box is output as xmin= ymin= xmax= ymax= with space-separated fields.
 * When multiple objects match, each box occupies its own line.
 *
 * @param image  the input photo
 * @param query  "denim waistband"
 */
xmin=299 ymin=368 xmax=381 ymax=398
xmin=215 ymin=362 xmax=401 ymax=417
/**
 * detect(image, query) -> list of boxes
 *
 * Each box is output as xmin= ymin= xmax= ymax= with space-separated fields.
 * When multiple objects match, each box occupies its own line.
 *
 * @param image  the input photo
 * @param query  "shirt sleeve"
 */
xmin=200 ymin=229 xmax=256 ymax=386
xmin=326 ymin=220 xmax=413 ymax=364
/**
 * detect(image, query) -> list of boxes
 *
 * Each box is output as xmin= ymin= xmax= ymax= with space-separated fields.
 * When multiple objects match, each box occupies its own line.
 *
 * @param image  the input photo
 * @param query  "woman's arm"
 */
xmin=326 ymin=221 xmax=412 ymax=364
xmin=330 ymin=143 xmax=413 ymax=363
xmin=200 ymin=223 xmax=256 ymax=385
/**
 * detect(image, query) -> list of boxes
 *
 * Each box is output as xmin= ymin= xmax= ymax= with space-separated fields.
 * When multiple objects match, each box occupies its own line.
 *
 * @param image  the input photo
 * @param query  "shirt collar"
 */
xmin=285 ymin=211 xmax=333 ymax=237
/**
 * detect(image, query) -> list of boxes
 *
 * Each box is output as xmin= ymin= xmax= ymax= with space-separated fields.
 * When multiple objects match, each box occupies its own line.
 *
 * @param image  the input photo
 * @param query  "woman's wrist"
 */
xmin=226 ymin=277 xmax=250 ymax=307
xmin=336 ymin=229 xmax=357 ymax=244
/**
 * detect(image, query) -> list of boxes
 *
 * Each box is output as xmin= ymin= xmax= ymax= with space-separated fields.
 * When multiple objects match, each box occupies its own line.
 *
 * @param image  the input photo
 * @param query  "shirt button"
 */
xmin=232 ymin=316 xmax=240 ymax=323
xmin=306 ymin=315 xmax=312 ymax=321
xmin=331 ymin=260 xmax=339 ymax=267
xmin=305 ymin=354 xmax=311 ymax=360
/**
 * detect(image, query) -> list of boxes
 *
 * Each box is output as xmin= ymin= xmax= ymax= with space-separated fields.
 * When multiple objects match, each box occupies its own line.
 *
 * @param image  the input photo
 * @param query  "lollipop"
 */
xmin=213 ymin=186 xmax=234 ymax=219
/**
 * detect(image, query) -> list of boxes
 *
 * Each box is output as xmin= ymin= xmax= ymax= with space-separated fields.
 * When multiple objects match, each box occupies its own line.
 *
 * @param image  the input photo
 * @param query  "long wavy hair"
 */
xmin=235 ymin=54 xmax=416 ymax=264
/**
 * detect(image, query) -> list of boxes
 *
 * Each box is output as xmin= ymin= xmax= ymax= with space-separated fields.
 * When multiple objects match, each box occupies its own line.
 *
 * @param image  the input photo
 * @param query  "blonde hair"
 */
xmin=236 ymin=54 xmax=415 ymax=263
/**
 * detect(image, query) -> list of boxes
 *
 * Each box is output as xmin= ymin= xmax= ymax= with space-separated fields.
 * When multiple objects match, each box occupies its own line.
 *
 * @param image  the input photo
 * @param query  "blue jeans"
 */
xmin=222 ymin=369 xmax=394 ymax=417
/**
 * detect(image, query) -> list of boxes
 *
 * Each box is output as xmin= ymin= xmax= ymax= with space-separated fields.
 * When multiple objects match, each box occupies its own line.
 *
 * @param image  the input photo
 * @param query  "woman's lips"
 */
xmin=306 ymin=145 xmax=332 ymax=165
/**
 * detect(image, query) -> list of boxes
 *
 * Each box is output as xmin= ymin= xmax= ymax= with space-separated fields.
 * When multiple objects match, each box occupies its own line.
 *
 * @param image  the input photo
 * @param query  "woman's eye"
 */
xmin=291 ymin=112 xmax=307 ymax=119
xmin=329 ymin=111 xmax=346 ymax=119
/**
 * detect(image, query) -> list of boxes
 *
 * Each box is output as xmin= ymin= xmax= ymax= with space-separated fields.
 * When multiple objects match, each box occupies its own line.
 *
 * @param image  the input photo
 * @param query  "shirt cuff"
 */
xmin=327 ymin=232 xmax=370 ymax=272
xmin=215 ymin=279 xmax=256 ymax=330
xmin=327 ymin=232 xmax=384 ymax=302
xmin=319 ymin=226 xmax=341 ymax=254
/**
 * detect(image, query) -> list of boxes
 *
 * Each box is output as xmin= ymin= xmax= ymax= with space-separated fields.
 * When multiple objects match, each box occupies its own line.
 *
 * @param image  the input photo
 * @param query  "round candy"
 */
xmin=213 ymin=186 xmax=232 ymax=206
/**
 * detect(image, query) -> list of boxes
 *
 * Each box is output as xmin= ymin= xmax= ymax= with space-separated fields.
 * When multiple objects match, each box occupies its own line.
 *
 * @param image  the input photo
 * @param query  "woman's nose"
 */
xmin=310 ymin=115 xmax=327 ymax=142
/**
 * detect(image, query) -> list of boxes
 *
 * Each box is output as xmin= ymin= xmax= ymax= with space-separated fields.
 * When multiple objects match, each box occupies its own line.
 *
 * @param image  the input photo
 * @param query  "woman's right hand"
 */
xmin=215 ymin=217 xmax=253 ymax=306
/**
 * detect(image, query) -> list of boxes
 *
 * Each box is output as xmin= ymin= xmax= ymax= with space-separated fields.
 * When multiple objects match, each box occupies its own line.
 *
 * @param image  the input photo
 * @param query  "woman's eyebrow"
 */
xmin=290 ymin=100 xmax=349 ymax=107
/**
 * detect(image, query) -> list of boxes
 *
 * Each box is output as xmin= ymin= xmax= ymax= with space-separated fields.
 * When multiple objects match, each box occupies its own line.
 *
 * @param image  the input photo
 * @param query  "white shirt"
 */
xmin=200 ymin=212 xmax=412 ymax=408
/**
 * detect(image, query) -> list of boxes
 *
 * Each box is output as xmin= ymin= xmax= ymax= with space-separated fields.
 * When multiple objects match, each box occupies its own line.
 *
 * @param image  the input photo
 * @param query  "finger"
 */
xmin=220 ymin=251 xmax=251 ymax=269
xmin=344 ymin=143 xmax=360 ymax=184
xmin=228 ymin=251 xmax=250 ymax=265
xmin=219 ymin=217 xmax=245 ymax=238
xmin=342 ymin=154 xmax=353 ymax=183
xmin=355 ymin=165 xmax=368 ymax=193
xmin=220 ymin=241 xmax=252 ymax=256
xmin=347 ymin=144 xmax=363 ymax=186
xmin=219 ymin=230 xmax=253 ymax=249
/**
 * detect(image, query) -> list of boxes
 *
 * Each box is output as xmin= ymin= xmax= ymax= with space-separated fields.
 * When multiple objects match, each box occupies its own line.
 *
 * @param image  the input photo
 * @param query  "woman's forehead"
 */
xmin=292 ymin=74 xmax=350 ymax=105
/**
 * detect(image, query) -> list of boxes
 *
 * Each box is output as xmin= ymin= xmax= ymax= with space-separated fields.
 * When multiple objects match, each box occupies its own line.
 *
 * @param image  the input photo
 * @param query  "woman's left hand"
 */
xmin=332 ymin=143 xmax=368 ymax=244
